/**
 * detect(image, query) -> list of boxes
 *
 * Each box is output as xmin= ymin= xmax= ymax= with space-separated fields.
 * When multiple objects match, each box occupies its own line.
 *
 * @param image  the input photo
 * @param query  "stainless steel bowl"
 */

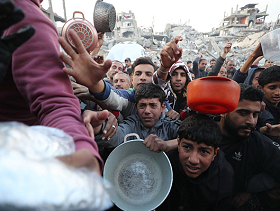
xmin=104 ymin=138 xmax=173 ymax=211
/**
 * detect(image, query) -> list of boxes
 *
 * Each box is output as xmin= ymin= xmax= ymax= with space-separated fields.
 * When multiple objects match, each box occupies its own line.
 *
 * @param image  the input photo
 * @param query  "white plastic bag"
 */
xmin=0 ymin=122 xmax=113 ymax=211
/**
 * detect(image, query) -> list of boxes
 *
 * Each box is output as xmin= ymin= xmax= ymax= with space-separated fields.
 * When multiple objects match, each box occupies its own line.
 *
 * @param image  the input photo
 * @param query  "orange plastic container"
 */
xmin=187 ymin=76 xmax=240 ymax=114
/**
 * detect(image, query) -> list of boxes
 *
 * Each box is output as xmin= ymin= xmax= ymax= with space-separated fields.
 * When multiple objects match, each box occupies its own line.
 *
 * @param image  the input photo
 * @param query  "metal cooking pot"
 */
xmin=93 ymin=0 xmax=116 ymax=32
xmin=104 ymin=134 xmax=173 ymax=211
xmin=61 ymin=11 xmax=98 ymax=53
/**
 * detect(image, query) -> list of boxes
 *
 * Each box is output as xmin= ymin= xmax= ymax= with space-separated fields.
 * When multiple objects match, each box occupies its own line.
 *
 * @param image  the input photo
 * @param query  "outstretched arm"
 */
xmin=58 ymin=29 xmax=112 ymax=94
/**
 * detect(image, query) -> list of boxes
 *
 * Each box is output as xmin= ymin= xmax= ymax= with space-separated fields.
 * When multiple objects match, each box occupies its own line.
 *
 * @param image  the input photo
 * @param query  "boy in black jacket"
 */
xmin=157 ymin=114 xmax=234 ymax=211
xmin=258 ymin=66 xmax=280 ymax=144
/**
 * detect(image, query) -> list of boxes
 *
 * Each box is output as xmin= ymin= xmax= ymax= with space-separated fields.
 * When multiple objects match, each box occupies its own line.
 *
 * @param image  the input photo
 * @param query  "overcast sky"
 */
xmin=42 ymin=0 xmax=280 ymax=33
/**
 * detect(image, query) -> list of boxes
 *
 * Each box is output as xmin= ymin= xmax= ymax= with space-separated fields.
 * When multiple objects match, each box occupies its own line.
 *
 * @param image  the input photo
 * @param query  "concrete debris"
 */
xmin=99 ymin=4 xmax=280 ymax=67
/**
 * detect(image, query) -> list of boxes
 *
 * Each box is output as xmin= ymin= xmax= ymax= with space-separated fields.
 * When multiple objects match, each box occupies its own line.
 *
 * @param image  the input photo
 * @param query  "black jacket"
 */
xmin=157 ymin=150 xmax=234 ymax=211
xmin=219 ymin=131 xmax=280 ymax=194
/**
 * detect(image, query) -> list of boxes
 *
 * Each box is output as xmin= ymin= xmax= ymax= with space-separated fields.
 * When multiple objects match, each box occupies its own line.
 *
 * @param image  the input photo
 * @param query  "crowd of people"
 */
xmin=1 ymin=0 xmax=280 ymax=210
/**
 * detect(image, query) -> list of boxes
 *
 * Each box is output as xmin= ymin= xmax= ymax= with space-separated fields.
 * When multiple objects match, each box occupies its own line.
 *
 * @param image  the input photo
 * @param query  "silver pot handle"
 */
xmin=123 ymin=133 xmax=140 ymax=142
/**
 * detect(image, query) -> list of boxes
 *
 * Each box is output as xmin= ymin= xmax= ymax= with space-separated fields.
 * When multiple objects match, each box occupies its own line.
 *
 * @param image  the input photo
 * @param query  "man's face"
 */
xmin=113 ymin=74 xmax=131 ymax=90
xmin=262 ymin=81 xmax=280 ymax=107
xmin=108 ymin=61 xmax=123 ymax=81
xmin=171 ymin=68 xmax=187 ymax=93
xmin=251 ymin=71 xmax=261 ymax=88
xmin=217 ymin=67 xmax=227 ymax=77
xmin=210 ymin=60 xmax=216 ymax=66
xmin=226 ymin=61 xmax=235 ymax=71
xmin=178 ymin=138 xmax=219 ymax=178
xmin=136 ymin=98 xmax=165 ymax=128
xmin=187 ymin=63 xmax=192 ymax=70
xmin=265 ymin=60 xmax=274 ymax=67
xmin=125 ymin=60 xmax=132 ymax=67
xmin=222 ymin=99 xmax=261 ymax=139
xmin=132 ymin=64 xmax=154 ymax=90
xmin=198 ymin=59 xmax=207 ymax=71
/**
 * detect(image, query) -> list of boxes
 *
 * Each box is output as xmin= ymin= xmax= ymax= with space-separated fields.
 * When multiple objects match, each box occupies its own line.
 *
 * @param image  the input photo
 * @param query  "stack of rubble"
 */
xmin=100 ymin=23 xmax=279 ymax=67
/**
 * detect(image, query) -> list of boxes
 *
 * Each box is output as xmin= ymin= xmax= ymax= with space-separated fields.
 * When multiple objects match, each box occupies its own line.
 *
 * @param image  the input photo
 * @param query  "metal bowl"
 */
xmin=93 ymin=0 xmax=116 ymax=32
xmin=104 ymin=138 xmax=173 ymax=211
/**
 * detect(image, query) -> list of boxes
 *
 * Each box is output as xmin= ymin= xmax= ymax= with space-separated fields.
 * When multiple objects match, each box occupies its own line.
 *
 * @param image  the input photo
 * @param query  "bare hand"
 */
xmin=252 ymin=43 xmax=263 ymax=58
xmin=58 ymin=30 xmax=112 ymax=89
xmin=92 ymin=55 xmax=104 ymax=64
xmin=57 ymin=148 xmax=101 ymax=175
xmin=223 ymin=40 xmax=232 ymax=54
xmin=231 ymin=192 xmax=251 ymax=208
xmin=83 ymin=110 xmax=118 ymax=140
xmin=143 ymin=134 xmax=167 ymax=152
xmin=160 ymin=36 xmax=183 ymax=68
xmin=165 ymin=109 xmax=181 ymax=120
xmin=259 ymin=123 xmax=280 ymax=137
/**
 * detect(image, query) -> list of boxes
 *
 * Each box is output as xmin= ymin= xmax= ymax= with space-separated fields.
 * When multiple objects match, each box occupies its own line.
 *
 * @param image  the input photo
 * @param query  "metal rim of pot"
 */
xmin=104 ymin=135 xmax=173 ymax=211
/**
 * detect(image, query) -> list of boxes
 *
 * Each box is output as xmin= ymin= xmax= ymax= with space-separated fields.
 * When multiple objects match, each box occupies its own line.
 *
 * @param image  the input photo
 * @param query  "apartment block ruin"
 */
xmin=220 ymin=3 xmax=268 ymax=36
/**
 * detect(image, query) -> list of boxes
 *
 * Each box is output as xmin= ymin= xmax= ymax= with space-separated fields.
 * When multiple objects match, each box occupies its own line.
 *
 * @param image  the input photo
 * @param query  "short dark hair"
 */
xmin=187 ymin=61 xmax=192 ymax=64
xmin=178 ymin=114 xmax=221 ymax=149
xmin=258 ymin=65 xmax=280 ymax=87
xmin=135 ymin=83 xmax=166 ymax=105
xmin=210 ymin=59 xmax=216 ymax=62
xmin=199 ymin=58 xmax=207 ymax=64
xmin=132 ymin=57 xmax=155 ymax=73
xmin=112 ymin=60 xmax=124 ymax=70
xmin=239 ymin=83 xmax=264 ymax=102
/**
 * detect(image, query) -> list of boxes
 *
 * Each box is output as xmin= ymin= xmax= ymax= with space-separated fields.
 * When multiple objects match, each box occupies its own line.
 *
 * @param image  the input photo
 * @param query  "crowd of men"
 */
xmin=1 ymin=0 xmax=280 ymax=210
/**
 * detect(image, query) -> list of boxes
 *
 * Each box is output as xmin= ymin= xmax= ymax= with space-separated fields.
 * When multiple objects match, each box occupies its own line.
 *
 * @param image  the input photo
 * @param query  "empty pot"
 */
xmin=61 ymin=11 xmax=98 ymax=53
xmin=93 ymin=0 xmax=116 ymax=32
xmin=260 ymin=28 xmax=280 ymax=62
xmin=187 ymin=76 xmax=240 ymax=114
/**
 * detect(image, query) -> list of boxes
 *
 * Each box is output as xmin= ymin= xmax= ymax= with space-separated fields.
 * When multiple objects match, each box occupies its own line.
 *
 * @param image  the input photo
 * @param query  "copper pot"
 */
xmin=61 ymin=11 xmax=98 ymax=53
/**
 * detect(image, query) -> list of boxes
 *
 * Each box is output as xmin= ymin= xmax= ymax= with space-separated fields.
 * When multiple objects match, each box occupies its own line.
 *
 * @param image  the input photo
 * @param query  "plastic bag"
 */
xmin=0 ymin=122 xmax=113 ymax=211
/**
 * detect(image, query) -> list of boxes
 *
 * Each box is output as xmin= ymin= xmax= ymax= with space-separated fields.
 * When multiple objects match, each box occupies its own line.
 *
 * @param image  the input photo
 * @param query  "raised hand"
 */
xmin=160 ymin=36 xmax=183 ymax=68
xmin=58 ymin=30 xmax=112 ymax=90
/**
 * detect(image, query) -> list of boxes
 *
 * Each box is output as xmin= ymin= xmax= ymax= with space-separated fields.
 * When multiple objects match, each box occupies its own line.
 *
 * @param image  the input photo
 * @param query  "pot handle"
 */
xmin=72 ymin=11 xmax=85 ymax=20
xmin=123 ymin=133 xmax=140 ymax=143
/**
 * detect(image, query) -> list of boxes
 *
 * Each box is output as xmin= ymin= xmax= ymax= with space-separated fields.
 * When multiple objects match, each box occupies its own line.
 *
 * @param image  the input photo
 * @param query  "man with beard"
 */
xmin=219 ymin=83 xmax=280 ymax=210
xmin=226 ymin=60 xmax=236 ymax=79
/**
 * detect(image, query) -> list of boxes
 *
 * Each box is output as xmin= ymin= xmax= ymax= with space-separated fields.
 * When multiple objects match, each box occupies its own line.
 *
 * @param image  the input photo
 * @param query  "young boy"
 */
xmin=258 ymin=65 xmax=280 ymax=143
xmin=157 ymin=114 xmax=234 ymax=211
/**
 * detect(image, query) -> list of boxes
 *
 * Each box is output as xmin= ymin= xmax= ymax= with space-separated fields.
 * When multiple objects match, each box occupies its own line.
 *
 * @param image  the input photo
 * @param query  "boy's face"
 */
xmin=178 ymin=138 xmax=219 ymax=178
xmin=136 ymin=98 xmax=165 ymax=128
xmin=170 ymin=68 xmax=187 ymax=93
xmin=132 ymin=64 xmax=154 ymax=90
xmin=262 ymin=81 xmax=280 ymax=107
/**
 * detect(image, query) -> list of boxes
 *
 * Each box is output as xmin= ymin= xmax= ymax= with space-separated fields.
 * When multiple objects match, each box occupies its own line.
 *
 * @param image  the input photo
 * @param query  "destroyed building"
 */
xmin=220 ymin=3 xmax=269 ymax=36
xmin=100 ymin=3 xmax=280 ymax=67
xmin=112 ymin=11 xmax=140 ymax=39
